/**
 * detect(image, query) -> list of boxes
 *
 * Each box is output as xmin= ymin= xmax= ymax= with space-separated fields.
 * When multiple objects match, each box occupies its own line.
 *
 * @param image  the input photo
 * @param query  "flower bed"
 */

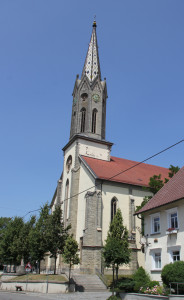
xmin=140 ymin=285 xmax=168 ymax=296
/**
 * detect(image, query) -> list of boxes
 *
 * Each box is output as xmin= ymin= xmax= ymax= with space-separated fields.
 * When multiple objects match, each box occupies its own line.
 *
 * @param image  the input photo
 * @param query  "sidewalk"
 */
xmin=0 ymin=290 xmax=113 ymax=300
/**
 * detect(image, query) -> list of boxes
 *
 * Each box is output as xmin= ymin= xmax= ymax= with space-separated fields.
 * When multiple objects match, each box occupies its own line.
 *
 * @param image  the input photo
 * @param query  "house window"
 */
xmin=150 ymin=213 xmax=160 ymax=234
xmin=170 ymin=212 xmax=178 ymax=229
xmin=80 ymin=108 xmax=86 ymax=132
xmin=166 ymin=208 xmax=179 ymax=230
xmin=172 ymin=251 xmax=180 ymax=262
xmin=153 ymin=217 xmax=160 ymax=233
xmin=91 ymin=109 xmax=97 ymax=133
xmin=111 ymin=198 xmax=117 ymax=222
xmin=154 ymin=252 xmax=161 ymax=269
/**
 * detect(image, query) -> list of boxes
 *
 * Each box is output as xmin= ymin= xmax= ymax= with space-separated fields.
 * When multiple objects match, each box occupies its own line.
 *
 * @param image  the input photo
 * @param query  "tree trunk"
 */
xmin=116 ymin=264 xmax=119 ymax=281
xmin=38 ymin=260 xmax=40 ymax=274
xmin=69 ymin=261 xmax=71 ymax=286
xmin=112 ymin=264 xmax=115 ymax=296
xmin=54 ymin=256 xmax=57 ymax=275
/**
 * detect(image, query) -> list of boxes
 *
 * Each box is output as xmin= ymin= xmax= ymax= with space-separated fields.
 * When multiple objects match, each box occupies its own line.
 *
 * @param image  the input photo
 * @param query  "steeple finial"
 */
xmin=93 ymin=16 xmax=97 ymax=27
xmin=82 ymin=20 xmax=101 ymax=82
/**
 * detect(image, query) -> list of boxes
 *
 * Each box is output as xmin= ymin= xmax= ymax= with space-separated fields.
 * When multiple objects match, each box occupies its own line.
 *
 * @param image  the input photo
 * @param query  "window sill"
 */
xmin=166 ymin=229 xmax=178 ymax=235
xmin=150 ymin=232 xmax=161 ymax=236
xmin=151 ymin=269 xmax=162 ymax=272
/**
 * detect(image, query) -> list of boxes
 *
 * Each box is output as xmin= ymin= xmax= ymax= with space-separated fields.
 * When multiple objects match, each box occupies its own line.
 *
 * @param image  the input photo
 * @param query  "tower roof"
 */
xmin=82 ymin=20 xmax=101 ymax=82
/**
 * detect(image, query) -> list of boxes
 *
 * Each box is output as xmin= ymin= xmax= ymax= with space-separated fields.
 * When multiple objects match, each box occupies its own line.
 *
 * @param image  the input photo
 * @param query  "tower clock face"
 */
xmin=92 ymin=94 xmax=100 ymax=103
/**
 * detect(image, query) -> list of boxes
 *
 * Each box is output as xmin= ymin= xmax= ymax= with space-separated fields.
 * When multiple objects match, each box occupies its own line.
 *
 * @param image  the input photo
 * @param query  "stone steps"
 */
xmin=73 ymin=274 xmax=107 ymax=292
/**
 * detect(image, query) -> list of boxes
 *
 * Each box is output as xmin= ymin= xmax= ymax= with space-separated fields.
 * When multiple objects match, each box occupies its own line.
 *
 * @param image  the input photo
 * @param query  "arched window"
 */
xmin=92 ymin=108 xmax=97 ymax=133
xmin=64 ymin=179 xmax=69 ymax=225
xmin=111 ymin=197 xmax=117 ymax=222
xmin=80 ymin=108 xmax=86 ymax=132
xmin=66 ymin=155 xmax=72 ymax=173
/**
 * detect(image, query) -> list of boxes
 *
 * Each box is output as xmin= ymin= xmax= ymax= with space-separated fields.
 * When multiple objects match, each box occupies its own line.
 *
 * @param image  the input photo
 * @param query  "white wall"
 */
xmin=78 ymin=138 xmax=111 ymax=161
xmin=144 ymin=199 xmax=184 ymax=281
xmin=102 ymin=182 xmax=152 ymax=268
xmin=75 ymin=161 xmax=95 ymax=243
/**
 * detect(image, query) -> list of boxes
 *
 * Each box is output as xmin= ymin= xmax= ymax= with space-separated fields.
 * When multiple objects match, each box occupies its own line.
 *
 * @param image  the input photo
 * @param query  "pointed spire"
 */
xmin=82 ymin=20 xmax=101 ymax=82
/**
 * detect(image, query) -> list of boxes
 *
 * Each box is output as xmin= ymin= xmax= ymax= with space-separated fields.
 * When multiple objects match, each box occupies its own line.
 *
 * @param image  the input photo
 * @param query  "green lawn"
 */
xmin=10 ymin=274 xmax=67 ymax=282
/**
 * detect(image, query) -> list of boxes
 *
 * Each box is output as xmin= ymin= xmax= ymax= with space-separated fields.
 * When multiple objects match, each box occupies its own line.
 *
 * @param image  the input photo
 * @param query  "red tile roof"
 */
xmin=136 ymin=166 xmax=184 ymax=214
xmin=81 ymin=155 xmax=169 ymax=188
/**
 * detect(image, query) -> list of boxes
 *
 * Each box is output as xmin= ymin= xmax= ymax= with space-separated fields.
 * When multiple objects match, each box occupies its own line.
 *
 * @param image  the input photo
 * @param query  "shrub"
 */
xmin=161 ymin=261 xmax=184 ymax=286
xmin=132 ymin=267 xmax=150 ymax=292
xmin=149 ymin=281 xmax=160 ymax=288
xmin=114 ymin=277 xmax=135 ymax=292
xmin=161 ymin=261 xmax=184 ymax=294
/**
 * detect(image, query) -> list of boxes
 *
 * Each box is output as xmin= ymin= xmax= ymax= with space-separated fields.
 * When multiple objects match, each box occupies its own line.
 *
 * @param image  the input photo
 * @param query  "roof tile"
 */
xmin=81 ymin=155 xmax=169 ymax=187
xmin=137 ymin=166 xmax=184 ymax=214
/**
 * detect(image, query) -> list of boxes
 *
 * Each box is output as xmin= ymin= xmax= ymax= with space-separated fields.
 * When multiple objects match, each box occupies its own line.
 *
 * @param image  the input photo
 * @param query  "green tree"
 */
xmin=0 ymin=217 xmax=11 ymax=267
xmin=165 ymin=165 xmax=180 ymax=183
xmin=17 ymin=216 xmax=36 ymax=265
xmin=63 ymin=235 xmax=80 ymax=285
xmin=103 ymin=209 xmax=131 ymax=294
xmin=47 ymin=205 xmax=71 ymax=274
xmin=29 ymin=204 xmax=50 ymax=273
xmin=0 ymin=217 xmax=24 ymax=267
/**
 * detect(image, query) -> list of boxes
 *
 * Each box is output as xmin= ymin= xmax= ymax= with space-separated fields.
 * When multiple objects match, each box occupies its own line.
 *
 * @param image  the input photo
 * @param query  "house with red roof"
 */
xmin=49 ymin=21 xmax=169 ymax=275
xmin=135 ymin=167 xmax=184 ymax=281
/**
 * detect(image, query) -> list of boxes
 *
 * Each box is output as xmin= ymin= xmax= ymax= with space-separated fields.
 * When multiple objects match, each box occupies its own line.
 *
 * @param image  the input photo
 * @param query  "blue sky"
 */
xmin=0 ymin=0 xmax=184 ymax=219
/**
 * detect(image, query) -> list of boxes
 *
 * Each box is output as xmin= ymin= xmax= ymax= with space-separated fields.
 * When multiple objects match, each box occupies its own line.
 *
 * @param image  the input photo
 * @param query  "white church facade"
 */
xmin=50 ymin=21 xmax=169 ymax=274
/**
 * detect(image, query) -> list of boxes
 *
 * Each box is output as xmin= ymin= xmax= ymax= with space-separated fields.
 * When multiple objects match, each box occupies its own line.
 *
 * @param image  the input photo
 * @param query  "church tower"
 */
xmin=70 ymin=20 xmax=107 ymax=141
xmin=61 ymin=20 xmax=112 ymax=239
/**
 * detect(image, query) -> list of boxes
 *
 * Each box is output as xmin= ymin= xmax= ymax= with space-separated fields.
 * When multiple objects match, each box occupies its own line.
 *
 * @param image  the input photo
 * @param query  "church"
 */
xmin=50 ymin=21 xmax=168 ymax=274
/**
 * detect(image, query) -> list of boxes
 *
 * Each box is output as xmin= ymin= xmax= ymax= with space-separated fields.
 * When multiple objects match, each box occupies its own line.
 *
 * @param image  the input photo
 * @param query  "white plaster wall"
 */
xmin=102 ymin=183 xmax=129 ymax=242
xmin=75 ymin=161 xmax=95 ymax=243
xmin=144 ymin=200 xmax=184 ymax=281
xmin=102 ymin=183 xmax=151 ymax=243
xmin=78 ymin=138 xmax=110 ymax=161
xmin=61 ymin=142 xmax=76 ymax=212
xmin=102 ymin=182 xmax=152 ymax=268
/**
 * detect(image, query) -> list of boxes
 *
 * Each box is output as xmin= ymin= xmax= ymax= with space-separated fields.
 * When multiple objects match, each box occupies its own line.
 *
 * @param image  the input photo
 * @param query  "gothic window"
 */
xmin=92 ymin=108 xmax=97 ymax=133
xmin=80 ymin=108 xmax=86 ymax=132
xmin=66 ymin=155 xmax=72 ymax=173
xmin=64 ymin=179 xmax=69 ymax=225
xmin=111 ymin=197 xmax=118 ymax=222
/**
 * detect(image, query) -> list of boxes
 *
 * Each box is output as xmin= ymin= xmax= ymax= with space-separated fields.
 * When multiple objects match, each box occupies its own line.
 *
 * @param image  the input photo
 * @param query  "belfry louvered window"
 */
xmin=80 ymin=108 xmax=86 ymax=132
xmin=92 ymin=108 xmax=97 ymax=133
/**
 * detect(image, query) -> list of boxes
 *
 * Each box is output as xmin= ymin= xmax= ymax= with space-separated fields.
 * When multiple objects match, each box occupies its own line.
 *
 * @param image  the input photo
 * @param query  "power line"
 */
xmin=66 ymin=139 xmax=184 ymax=200
xmin=22 ymin=138 xmax=183 ymax=218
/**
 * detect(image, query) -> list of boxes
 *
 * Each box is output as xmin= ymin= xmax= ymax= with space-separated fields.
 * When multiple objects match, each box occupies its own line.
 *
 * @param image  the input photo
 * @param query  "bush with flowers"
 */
xmin=139 ymin=284 xmax=169 ymax=296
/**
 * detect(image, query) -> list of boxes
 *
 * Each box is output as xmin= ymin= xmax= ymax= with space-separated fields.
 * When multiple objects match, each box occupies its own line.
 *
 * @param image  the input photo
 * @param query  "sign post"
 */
xmin=25 ymin=262 xmax=32 ymax=291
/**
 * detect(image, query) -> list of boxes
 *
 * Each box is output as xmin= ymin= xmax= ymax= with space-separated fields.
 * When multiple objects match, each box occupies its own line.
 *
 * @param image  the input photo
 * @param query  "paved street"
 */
xmin=0 ymin=291 xmax=112 ymax=300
